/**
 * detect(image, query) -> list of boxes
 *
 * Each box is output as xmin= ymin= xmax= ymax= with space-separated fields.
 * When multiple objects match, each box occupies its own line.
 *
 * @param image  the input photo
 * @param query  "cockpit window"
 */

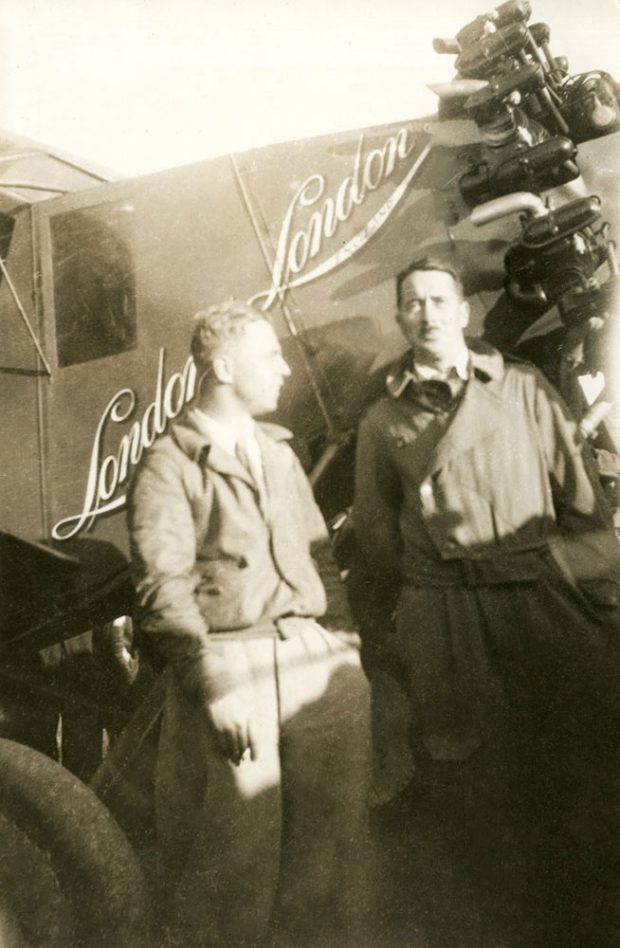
xmin=50 ymin=202 xmax=136 ymax=367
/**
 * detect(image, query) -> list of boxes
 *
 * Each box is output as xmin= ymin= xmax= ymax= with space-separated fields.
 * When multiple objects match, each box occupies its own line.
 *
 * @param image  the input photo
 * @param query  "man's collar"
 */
xmin=190 ymin=408 xmax=256 ymax=457
xmin=387 ymin=351 xmax=469 ymax=400
xmin=386 ymin=341 xmax=504 ymax=399
xmin=414 ymin=348 xmax=470 ymax=383
xmin=170 ymin=408 xmax=292 ymax=462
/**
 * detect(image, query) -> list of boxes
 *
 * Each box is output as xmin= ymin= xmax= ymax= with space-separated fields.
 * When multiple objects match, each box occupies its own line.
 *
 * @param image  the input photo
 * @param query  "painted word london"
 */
xmin=53 ymin=126 xmax=425 ymax=540
xmin=251 ymin=127 xmax=427 ymax=309
xmin=52 ymin=351 xmax=197 ymax=540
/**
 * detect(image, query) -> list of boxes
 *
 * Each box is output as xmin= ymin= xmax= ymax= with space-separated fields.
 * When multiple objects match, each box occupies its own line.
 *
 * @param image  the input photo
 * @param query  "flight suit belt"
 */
xmin=403 ymin=550 xmax=549 ymax=587
xmin=209 ymin=615 xmax=317 ymax=641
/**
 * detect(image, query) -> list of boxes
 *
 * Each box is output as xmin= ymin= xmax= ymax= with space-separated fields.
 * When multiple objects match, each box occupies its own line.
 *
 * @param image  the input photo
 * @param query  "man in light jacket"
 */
xmin=129 ymin=300 xmax=370 ymax=948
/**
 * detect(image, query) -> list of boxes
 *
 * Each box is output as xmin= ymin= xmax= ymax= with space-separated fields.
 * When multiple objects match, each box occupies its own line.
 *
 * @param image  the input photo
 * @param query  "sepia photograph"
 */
xmin=1 ymin=1 xmax=619 ymax=945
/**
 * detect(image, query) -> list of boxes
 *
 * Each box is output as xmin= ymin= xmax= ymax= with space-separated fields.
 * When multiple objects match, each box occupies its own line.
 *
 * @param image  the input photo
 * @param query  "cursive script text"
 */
xmin=52 ymin=349 xmax=196 ymax=540
xmin=250 ymin=128 xmax=429 ymax=310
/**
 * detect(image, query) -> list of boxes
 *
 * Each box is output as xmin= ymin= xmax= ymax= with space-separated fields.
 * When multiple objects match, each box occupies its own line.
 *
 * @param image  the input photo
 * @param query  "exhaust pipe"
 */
xmin=471 ymin=191 xmax=547 ymax=226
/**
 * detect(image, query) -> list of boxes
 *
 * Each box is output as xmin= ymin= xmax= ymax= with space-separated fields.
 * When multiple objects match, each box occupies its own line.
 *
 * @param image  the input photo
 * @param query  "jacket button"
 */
xmin=420 ymin=481 xmax=433 ymax=498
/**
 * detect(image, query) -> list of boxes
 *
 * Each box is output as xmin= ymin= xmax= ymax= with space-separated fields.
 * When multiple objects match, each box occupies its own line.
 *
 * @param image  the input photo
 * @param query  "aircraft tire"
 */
xmin=0 ymin=738 xmax=151 ymax=948
xmin=0 ymin=810 xmax=74 ymax=947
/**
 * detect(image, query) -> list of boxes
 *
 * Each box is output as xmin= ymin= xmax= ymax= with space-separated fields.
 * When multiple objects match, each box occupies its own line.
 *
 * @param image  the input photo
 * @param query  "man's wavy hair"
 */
xmin=396 ymin=257 xmax=465 ymax=310
xmin=191 ymin=299 xmax=267 ymax=372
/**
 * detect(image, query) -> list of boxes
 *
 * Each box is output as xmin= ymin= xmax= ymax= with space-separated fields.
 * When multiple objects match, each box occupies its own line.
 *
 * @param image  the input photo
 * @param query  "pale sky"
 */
xmin=1 ymin=0 xmax=619 ymax=177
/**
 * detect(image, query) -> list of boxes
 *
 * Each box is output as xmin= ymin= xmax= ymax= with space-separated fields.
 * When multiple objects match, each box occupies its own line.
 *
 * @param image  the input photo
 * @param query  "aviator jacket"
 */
xmin=128 ymin=412 xmax=351 ymax=702
xmin=354 ymin=343 xmax=620 ymax=596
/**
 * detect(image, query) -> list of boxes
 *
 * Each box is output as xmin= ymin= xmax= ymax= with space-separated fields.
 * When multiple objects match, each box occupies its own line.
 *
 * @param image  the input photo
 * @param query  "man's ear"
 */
xmin=459 ymin=299 xmax=470 ymax=329
xmin=212 ymin=353 xmax=234 ymax=384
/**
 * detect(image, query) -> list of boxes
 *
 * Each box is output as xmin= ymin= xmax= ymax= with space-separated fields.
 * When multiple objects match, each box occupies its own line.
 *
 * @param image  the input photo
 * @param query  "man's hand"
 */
xmin=205 ymin=692 xmax=258 ymax=766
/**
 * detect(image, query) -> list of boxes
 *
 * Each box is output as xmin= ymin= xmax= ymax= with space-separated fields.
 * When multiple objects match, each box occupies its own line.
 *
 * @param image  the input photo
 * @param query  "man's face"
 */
xmin=226 ymin=318 xmax=291 ymax=416
xmin=397 ymin=269 xmax=470 ymax=365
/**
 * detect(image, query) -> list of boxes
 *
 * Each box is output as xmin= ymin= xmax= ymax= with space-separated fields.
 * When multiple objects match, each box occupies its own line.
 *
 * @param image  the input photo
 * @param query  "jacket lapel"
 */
xmin=205 ymin=444 xmax=256 ymax=487
xmin=384 ymin=343 xmax=508 ymax=480
xmin=171 ymin=414 xmax=255 ymax=488
xmin=255 ymin=425 xmax=292 ymax=516
xmin=423 ymin=374 xmax=505 ymax=477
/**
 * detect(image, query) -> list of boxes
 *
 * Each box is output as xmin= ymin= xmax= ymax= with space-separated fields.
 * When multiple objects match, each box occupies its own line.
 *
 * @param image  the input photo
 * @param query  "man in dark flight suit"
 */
xmin=354 ymin=257 xmax=620 ymax=947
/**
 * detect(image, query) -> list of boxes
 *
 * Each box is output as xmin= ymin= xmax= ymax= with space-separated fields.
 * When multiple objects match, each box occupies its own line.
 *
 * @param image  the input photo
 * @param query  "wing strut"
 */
xmin=229 ymin=152 xmax=337 ymax=438
xmin=0 ymin=253 xmax=52 ymax=378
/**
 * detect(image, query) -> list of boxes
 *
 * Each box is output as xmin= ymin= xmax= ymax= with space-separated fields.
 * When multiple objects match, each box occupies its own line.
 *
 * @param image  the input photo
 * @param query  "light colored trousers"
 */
xmin=155 ymin=621 xmax=371 ymax=948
